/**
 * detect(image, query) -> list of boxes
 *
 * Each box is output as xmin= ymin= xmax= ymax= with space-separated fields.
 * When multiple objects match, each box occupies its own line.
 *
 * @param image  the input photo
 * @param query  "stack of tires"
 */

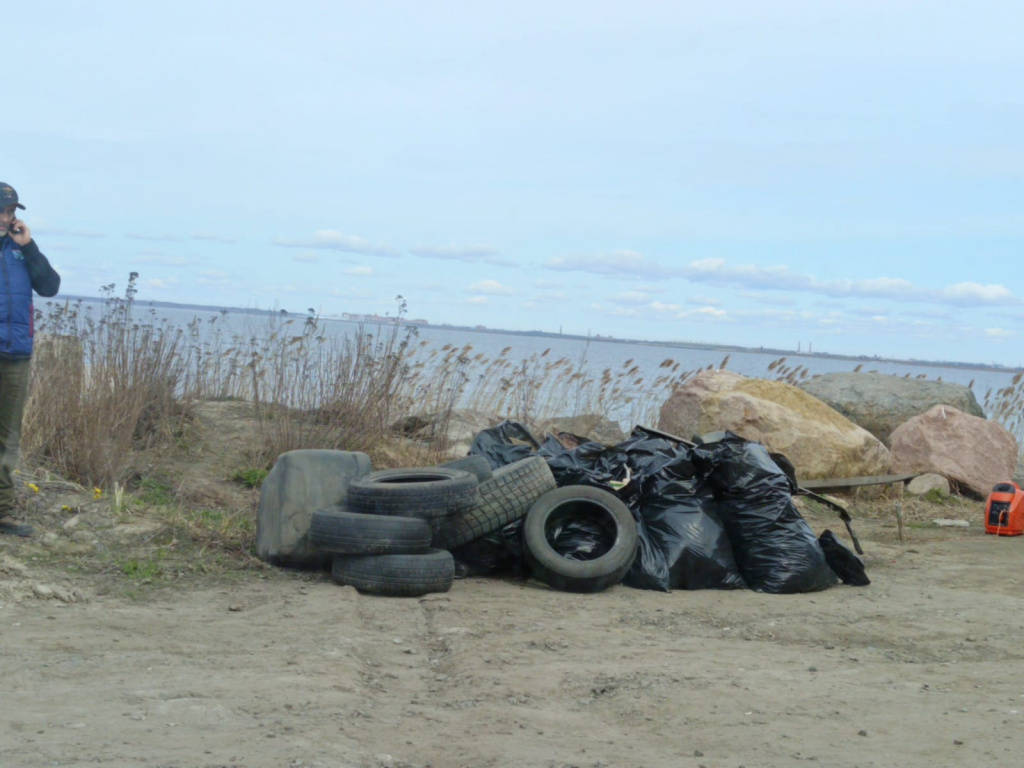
xmin=308 ymin=465 xmax=479 ymax=597
xmin=308 ymin=453 xmax=640 ymax=595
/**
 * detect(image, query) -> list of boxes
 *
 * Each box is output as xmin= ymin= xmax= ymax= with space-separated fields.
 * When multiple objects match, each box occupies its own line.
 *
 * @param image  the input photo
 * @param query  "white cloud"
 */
xmin=847 ymin=305 xmax=892 ymax=317
xmin=985 ymin=328 xmax=1013 ymax=338
xmin=417 ymin=282 xmax=450 ymax=293
xmin=191 ymin=233 xmax=238 ymax=244
xmin=467 ymin=296 xmax=490 ymax=305
xmin=292 ymin=252 xmax=319 ymax=263
xmin=136 ymin=254 xmax=192 ymax=266
xmin=650 ymin=301 xmax=685 ymax=314
xmin=611 ymin=291 xmax=653 ymax=305
xmin=736 ymin=291 xmax=793 ymax=307
xmin=533 ymin=279 xmax=563 ymax=289
xmin=143 ymin=277 xmax=179 ymax=290
xmin=272 ymin=230 xmax=400 ymax=258
xmin=682 ymin=259 xmax=1018 ymax=307
xmin=409 ymin=244 xmax=505 ymax=264
xmin=544 ymin=250 xmax=677 ymax=279
xmin=28 ymin=217 xmax=106 ymax=239
xmin=683 ymin=306 xmax=729 ymax=319
xmin=345 ymin=266 xmax=373 ymax=276
xmin=467 ymin=279 xmax=515 ymax=295
xmin=127 ymin=233 xmax=183 ymax=242
xmin=692 ymin=294 xmax=724 ymax=307
xmin=944 ymin=282 xmax=1014 ymax=304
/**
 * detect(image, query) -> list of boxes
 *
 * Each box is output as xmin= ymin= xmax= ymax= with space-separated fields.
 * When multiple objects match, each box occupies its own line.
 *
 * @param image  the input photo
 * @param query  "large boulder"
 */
xmin=533 ymin=414 xmax=627 ymax=446
xmin=798 ymin=372 xmax=984 ymax=445
xmin=889 ymin=405 xmax=1017 ymax=497
xmin=256 ymin=449 xmax=372 ymax=566
xmin=657 ymin=370 xmax=891 ymax=481
xmin=393 ymin=409 xmax=501 ymax=459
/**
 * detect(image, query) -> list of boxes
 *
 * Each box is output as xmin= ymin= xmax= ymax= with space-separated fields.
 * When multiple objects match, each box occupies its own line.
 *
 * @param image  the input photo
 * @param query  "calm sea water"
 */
xmin=45 ymin=301 xmax=1020 ymax=418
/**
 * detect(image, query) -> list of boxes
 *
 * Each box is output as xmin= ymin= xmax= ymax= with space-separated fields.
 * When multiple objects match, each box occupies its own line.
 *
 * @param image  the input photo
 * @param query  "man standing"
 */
xmin=0 ymin=183 xmax=60 ymax=537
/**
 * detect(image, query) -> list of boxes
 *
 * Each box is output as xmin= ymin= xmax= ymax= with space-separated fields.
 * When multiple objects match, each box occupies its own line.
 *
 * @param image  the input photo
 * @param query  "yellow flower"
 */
xmin=62 ymin=505 xmax=72 ymax=512
xmin=93 ymin=487 xmax=103 ymax=499
xmin=27 ymin=483 xmax=39 ymax=494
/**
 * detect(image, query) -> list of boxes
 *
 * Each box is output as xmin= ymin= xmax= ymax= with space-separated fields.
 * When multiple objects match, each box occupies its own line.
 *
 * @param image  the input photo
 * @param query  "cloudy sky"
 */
xmin=6 ymin=1 xmax=1023 ymax=365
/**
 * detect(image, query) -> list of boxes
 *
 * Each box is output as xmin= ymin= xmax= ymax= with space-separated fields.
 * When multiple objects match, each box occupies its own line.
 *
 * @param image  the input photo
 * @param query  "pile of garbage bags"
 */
xmin=456 ymin=422 xmax=868 ymax=593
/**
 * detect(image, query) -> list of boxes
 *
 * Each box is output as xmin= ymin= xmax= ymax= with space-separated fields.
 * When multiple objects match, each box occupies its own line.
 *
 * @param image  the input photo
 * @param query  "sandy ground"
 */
xmin=2 ymin=507 xmax=1023 ymax=768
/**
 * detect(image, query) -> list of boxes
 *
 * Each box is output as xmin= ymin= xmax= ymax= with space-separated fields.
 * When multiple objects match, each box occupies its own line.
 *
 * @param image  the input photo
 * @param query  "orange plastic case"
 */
xmin=984 ymin=482 xmax=1024 ymax=536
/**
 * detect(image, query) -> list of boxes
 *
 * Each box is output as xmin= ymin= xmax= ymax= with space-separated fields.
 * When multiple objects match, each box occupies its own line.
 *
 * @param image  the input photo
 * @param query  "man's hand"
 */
xmin=9 ymin=218 xmax=31 ymax=246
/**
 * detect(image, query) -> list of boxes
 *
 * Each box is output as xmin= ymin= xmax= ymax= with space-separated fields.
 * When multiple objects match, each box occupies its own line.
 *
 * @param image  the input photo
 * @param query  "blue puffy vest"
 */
xmin=0 ymin=236 xmax=36 ymax=358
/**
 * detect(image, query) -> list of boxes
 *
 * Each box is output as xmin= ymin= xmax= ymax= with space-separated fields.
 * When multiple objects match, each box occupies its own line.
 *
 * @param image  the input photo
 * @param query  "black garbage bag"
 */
xmin=450 ymin=536 xmax=517 ymax=578
xmin=819 ymin=529 xmax=870 ymax=586
xmin=545 ymin=516 xmax=615 ymax=561
xmin=469 ymin=421 xmax=541 ymax=469
xmin=536 ymin=434 xmax=636 ymax=495
xmin=704 ymin=433 xmax=837 ymax=594
xmin=450 ymin=518 xmax=526 ymax=577
xmin=626 ymin=481 xmax=746 ymax=592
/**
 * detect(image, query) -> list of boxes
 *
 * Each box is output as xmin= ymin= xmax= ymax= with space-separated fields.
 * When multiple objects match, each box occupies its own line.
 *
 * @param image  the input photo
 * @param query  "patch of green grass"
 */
xmin=191 ymin=508 xmax=225 ymax=525
xmin=137 ymin=478 xmax=176 ymax=507
xmin=923 ymin=488 xmax=952 ymax=504
xmin=119 ymin=557 xmax=163 ymax=580
xmin=231 ymin=468 xmax=269 ymax=488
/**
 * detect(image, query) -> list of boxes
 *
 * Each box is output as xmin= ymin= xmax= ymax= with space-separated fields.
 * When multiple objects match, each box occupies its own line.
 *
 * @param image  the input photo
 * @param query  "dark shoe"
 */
xmin=0 ymin=519 xmax=33 ymax=537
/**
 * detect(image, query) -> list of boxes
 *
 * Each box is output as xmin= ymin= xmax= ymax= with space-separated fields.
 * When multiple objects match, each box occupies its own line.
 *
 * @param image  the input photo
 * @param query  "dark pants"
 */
xmin=0 ymin=357 xmax=31 ymax=515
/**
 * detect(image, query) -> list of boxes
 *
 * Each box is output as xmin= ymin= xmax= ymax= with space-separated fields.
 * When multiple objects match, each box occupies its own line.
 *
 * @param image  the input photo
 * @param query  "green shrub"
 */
xmin=231 ymin=468 xmax=268 ymax=488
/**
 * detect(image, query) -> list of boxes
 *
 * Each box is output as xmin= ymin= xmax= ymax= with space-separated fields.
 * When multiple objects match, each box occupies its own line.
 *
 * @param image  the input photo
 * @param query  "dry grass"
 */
xmin=982 ymin=370 xmax=1024 ymax=450
xmin=26 ymin=275 xmax=193 ymax=486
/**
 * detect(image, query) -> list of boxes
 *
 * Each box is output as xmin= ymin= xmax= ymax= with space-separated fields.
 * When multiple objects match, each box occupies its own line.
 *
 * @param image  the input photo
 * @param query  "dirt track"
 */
xmin=2 ymin=510 xmax=1023 ymax=768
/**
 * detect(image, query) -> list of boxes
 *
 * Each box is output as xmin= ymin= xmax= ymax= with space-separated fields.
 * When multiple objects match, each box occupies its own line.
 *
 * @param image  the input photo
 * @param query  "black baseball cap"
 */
xmin=0 ymin=183 xmax=25 ymax=210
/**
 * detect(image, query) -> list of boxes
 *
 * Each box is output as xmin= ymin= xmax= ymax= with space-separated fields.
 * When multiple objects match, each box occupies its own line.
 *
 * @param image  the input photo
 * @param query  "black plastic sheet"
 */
xmin=469 ymin=420 xmax=540 ymax=469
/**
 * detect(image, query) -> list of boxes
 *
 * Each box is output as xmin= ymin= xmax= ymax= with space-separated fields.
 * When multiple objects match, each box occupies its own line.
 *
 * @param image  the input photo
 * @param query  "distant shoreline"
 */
xmin=54 ymin=293 xmax=1024 ymax=376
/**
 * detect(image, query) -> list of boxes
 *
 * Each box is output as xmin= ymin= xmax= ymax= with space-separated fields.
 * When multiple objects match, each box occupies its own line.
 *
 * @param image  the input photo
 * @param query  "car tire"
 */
xmin=435 ymin=456 xmax=556 ymax=550
xmin=331 ymin=548 xmax=455 ymax=597
xmin=522 ymin=485 xmax=638 ymax=593
xmin=308 ymin=506 xmax=432 ymax=555
xmin=343 ymin=467 xmax=479 ymax=536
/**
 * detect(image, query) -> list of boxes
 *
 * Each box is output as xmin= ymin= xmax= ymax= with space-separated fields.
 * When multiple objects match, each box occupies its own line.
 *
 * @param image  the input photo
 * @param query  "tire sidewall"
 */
xmin=523 ymin=485 xmax=638 ymax=593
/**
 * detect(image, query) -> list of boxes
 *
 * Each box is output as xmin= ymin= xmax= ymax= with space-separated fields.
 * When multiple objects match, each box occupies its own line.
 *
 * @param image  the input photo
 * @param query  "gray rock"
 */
xmin=905 ymin=473 xmax=950 ymax=496
xmin=396 ymin=409 xmax=502 ymax=460
xmin=533 ymin=414 xmax=626 ymax=446
xmin=798 ymin=372 xmax=984 ymax=445
xmin=256 ymin=449 xmax=372 ymax=566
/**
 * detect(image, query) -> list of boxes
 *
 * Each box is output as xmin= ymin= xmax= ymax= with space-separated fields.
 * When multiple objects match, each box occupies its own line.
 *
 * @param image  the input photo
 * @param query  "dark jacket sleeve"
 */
xmin=21 ymin=239 xmax=60 ymax=297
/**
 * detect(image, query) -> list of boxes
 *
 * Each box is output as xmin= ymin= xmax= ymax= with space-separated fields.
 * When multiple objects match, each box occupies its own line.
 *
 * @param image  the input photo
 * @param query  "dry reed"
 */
xmin=25 ymin=278 xmax=1024 ymax=489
